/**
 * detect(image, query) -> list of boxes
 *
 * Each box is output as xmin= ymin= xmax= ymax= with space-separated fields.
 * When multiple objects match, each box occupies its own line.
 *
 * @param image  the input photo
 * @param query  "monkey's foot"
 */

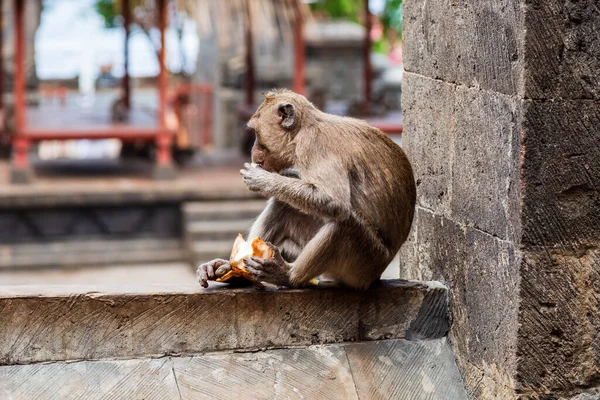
xmin=243 ymin=245 xmax=292 ymax=287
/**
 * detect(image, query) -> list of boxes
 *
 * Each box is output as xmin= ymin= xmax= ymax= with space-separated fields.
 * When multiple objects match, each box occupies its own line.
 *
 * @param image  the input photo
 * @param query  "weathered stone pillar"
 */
xmin=401 ymin=0 xmax=599 ymax=398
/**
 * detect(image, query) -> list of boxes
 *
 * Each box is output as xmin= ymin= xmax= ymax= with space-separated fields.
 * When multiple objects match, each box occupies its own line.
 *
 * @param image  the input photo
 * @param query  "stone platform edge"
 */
xmin=0 ymin=186 xmax=261 ymax=208
xmin=0 ymin=280 xmax=449 ymax=365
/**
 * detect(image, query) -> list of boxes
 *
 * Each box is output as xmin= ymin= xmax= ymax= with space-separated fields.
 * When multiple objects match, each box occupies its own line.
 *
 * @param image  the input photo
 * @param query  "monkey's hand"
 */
xmin=240 ymin=163 xmax=272 ymax=193
xmin=197 ymin=258 xmax=233 ymax=288
xmin=243 ymin=244 xmax=292 ymax=287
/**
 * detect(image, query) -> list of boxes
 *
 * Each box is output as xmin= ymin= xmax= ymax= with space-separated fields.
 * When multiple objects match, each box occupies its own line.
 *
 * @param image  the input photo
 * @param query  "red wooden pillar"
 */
xmin=363 ymin=0 xmax=372 ymax=109
xmin=13 ymin=0 xmax=25 ymax=134
xmin=244 ymin=0 xmax=254 ymax=107
xmin=11 ymin=0 xmax=31 ymax=183
xmin=153 ymin=0 xmax=174 ymax=179
xmin=122 ymin=0 xmax=131 ymax=109
xmin=0 ymin=0 xmax=4 ymax=113
xmin=157 ymin=0 xmax=167 ymax=129
xmin=292 ymin=4 xmax=305 ymax=95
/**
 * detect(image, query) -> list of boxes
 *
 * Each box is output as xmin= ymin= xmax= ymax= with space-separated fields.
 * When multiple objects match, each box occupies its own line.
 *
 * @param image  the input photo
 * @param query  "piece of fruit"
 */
xmin=217 ymin=234 xmax=320 ymax=287
xmin=216 ymin=234 xmax=273 ymax=285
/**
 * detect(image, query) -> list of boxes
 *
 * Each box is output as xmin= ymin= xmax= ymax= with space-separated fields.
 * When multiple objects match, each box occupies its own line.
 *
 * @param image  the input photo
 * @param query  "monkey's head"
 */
xmin=247 ymin=89 xmax=313 ymax=173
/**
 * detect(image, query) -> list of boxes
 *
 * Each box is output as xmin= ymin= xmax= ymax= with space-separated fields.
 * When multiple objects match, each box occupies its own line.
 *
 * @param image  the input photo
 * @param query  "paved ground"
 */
xmin=0 ymin=261 xmax=399 ymax=286
xmin=0 ymin=339 xmax=467 ymax=400
xmin=0 ymin=262 xmax=196 ymax=285
xmin=29 ymin=89 xmax=159 ymax=131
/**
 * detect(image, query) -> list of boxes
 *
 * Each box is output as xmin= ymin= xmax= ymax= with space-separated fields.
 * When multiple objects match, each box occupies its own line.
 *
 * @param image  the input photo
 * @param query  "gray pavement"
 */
xmin=0 ymin=339 xmax=468 ymax=400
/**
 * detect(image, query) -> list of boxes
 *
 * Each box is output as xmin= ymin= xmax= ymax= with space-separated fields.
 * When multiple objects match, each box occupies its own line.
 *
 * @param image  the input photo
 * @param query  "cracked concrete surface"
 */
xmin=0 ymin=339 xmax=468 ymax=400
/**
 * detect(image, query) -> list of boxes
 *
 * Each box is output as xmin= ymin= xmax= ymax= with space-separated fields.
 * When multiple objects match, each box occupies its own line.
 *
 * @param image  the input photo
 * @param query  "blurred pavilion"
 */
xmin=1 ymin=0 xmax=401 ymax=183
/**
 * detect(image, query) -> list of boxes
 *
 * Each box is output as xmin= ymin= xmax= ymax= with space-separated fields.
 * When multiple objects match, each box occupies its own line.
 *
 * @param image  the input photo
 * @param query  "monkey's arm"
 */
xmin=240 ymin=163 xmax=349 ymax=221
xmin=247 ymin=199 xmax=273 ymax=240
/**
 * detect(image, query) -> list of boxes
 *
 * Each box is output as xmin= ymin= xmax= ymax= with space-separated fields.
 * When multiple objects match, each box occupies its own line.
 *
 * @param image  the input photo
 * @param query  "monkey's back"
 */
xmin=299 ymin=113 xmax=416 ymax=255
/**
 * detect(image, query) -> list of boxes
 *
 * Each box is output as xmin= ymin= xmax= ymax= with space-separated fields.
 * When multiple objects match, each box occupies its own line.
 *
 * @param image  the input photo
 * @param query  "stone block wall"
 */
xmin=401 ymin=0 xmax=599 ymax=398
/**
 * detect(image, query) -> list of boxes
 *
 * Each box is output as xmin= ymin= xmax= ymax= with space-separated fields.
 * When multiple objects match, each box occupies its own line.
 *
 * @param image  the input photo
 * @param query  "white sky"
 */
xmin=36 ymin=0 xmax=198 ymax=79
xmin=370 ymin=0 xmax=386 ymax=14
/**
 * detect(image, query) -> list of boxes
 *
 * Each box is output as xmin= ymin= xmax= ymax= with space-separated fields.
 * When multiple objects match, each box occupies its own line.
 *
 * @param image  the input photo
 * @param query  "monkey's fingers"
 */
xmin=244 ymin=263 xmax=264 ymax=282
xmin=203 ymin=258 xmax=228 ymax=267
xmin=215 ymin=263 xmax=232 ymax=277
xmin=245 ymin=257 xmax=292 ymax=288
xmin=240 ymin=169 xmax=255 ymax=181
xmin=263 ymin=241 xmax=282 ymax=258
xmin=240 ymin=169 xmax=252 ymax=183
xmin=197 ymin=259 xmax=230 ymax=287
xmin=240 ymin=163 xmax=252 ymax=176
xmin=205 ymin=263 xmax=215 ymax=279
xmin=197 ymin=265 xmax=209 ymax=288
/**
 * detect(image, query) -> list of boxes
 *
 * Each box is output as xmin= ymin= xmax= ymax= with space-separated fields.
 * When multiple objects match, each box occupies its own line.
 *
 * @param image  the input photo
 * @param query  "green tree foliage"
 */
xmin=374 ymin=0 xmax=402 ymax=53
xmin=95 ymin=0 xmax=146 ymax=28
xmin=309 ymin=0 xmax=403 ymax=53
xmin=95 ymin=0 xmax=118 ymax=28
xmin=309 ymin=0 xmax=360 ymax=21
xmin=380 ymin=0 xmax=402 ymax=38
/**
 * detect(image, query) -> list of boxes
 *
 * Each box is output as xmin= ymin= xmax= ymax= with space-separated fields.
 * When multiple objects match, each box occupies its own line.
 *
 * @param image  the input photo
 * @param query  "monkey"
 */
xmin=197 ymin=89 xmax=416 ymax=290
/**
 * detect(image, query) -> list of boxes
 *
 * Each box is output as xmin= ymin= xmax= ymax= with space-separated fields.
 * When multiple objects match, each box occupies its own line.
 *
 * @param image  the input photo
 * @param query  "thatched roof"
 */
xmin=113 ymin=0 xmax=309 ymax=43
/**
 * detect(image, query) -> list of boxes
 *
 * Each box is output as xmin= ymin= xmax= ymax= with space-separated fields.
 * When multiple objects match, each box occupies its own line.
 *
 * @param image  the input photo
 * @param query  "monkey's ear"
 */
xmin=277 ymin=102 xmax=295 ymax=129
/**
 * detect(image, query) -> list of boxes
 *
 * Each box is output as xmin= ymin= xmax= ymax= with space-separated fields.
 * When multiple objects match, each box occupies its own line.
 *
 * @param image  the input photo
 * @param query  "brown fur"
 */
xmin=245 ymin=89 xmax=416 ymax=289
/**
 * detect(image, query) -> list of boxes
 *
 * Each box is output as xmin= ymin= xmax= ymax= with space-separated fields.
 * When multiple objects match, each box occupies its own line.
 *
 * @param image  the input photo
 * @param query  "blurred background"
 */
xmin=0 ymin=0 xmax=403 ymax=285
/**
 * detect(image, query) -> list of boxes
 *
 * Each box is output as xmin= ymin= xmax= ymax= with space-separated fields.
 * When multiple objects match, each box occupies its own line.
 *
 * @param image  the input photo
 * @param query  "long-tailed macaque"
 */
xmin=198 ymin=89 xmax=416 ymax=290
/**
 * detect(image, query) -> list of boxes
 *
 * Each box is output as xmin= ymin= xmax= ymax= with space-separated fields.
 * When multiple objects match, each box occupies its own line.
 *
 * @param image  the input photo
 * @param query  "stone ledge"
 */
xmin=0 ymin=185 xmax=260 ymax=208
xmin=0 ymin=339 xmax=468 ymax=400
xmin=0 ymin=280 xmax=449 ymax=365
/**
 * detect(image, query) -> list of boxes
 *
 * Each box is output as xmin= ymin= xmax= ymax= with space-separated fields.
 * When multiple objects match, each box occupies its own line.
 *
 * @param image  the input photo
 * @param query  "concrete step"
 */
xmin=185 ymin=219 xmax=253 ymax=241
xmin=0 ymin=280 xmax=449 ymax=365
xmin=0 ymin=239 xmax=184 ymax=270
xmin=182 ymin=200 xmax=266 ymax=265
xmin=182 ymin=200 xmax=266 ymax=222
xmin=0 ymin=262 xmax=197 ymax=286
xmin=0 ymin=338 xmax=468 ymax=400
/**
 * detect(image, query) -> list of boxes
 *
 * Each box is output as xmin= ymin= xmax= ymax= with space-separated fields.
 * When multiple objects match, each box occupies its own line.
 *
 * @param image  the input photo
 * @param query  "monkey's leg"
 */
xmin=249 ymin=198 xmax=322 ymax=262
xmin=289 ymin=222 xmax=384 ymax=290
xmin=245 ymin=222 xmax=345 ymax=288
xmin=247 ymin=198 xmax=276 ymax=242
xmin=244 ymin=219 xmax=382 ymax=289
xmin=288 ymin=222 xmax=342 ymax=286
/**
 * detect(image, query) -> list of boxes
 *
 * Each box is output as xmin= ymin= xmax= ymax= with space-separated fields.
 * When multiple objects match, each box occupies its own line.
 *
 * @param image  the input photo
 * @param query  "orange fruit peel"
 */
xmin=217 ymin=234 xmax=274 ymax=285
